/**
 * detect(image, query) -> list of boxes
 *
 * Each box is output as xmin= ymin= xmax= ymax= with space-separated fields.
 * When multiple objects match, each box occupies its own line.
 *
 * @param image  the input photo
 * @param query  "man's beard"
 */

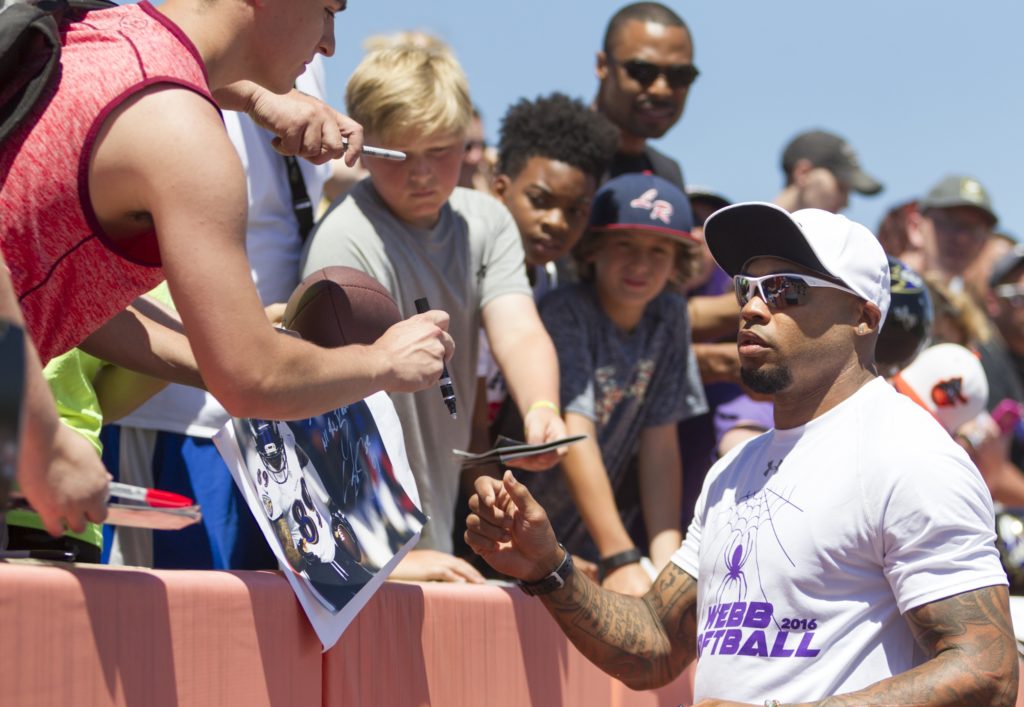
xmin=741 ymin=364 xmax=793 ymax=395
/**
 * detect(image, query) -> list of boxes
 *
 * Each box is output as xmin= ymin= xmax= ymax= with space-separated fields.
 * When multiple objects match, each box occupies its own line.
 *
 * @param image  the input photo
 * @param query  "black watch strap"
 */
xmin=518 ymin=545 xmax=573 ymax=596
xmin=597 ymin=547 xmax=642 ymax=581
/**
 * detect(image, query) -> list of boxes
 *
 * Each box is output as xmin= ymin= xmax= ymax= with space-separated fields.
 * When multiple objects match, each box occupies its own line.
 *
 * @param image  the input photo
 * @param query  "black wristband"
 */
xmin=518 ymin=545 xmax=574 ymax=596
xmin=598 ymin=547 xmax=642 ymax=580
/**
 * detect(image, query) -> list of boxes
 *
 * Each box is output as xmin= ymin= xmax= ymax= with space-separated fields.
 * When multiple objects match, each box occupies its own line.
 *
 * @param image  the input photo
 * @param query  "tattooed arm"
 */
xmin=542 ymin=557 xmax=699 ymax=689
xmin=464 ymin=470 xmax=700 ymax=690
xmin=815 ymin=584 xmax=1019 ymax=706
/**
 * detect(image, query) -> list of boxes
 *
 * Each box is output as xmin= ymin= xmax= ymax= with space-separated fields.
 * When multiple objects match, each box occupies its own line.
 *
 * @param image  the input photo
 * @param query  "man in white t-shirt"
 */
xmin=464 ymin=202 xmax=1018 ymax=705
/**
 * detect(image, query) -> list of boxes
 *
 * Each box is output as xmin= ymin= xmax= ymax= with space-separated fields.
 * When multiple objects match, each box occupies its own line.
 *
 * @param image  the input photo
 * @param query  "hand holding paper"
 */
xmin=515 ymin=402 xmax=570 ymax=471
xmin=453 ymin=434 xmax=587 ymax=468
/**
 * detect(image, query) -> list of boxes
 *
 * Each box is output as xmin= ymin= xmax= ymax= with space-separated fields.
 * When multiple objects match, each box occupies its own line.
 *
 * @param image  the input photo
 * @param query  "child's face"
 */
xmin=589 ymin=230 xmax=677 ymax=308
xmin=494 ymin=156 xmax=597 ymax=267
xmin=362 ymin=130 xmax=465 ymax=228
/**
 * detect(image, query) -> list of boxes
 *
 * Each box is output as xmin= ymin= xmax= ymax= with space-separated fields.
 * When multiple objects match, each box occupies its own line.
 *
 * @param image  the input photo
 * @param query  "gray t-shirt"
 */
xmin=522 ymin=283 xmax=707 ymax=560
xmin=300 ymin=181 xmax=531 ymax=551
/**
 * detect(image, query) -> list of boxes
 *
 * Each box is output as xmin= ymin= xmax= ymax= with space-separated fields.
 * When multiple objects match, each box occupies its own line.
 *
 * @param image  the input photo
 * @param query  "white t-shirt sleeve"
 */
xmin=879 ymin=445 xmax=1007 ymax=614
xmin=477 ymin=198 xmax=531 ymax=308
xmin=672 ymin=511 xmax=702 ymax=580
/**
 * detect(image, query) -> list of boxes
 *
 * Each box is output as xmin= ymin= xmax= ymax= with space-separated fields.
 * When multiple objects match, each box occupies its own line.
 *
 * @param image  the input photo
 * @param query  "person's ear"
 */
xmin=791 ymin=159 xmax=814 ymax=187
xmin=857 ymin=302 xmax=882 ymax=335
xmin=596 ymin=51 xmax=609 ymax=81
xmin=491 ymin=174 xmax=510 ymax=201
xmin=905 ymin=209 xmax=927 ymax=249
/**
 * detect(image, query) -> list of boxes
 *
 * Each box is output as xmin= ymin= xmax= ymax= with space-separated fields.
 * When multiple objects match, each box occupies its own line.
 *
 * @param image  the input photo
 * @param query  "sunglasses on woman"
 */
xmin=617 ymin=59 xmax=700 ymax=89
xmin=734 ymin=273 xmax=859 ymax=309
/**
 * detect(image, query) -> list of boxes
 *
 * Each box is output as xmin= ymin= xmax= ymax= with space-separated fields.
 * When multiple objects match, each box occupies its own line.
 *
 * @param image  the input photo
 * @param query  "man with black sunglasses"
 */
xmin=465 ymin=201 xmax=1017 ymax=705
xmin=595 ymin=2 xmax=696 ymax=189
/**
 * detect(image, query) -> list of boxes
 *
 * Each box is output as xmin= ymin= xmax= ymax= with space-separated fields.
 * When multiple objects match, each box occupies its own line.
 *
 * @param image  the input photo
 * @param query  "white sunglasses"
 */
xmin=733 ymin=272 xmax=860 ymax=309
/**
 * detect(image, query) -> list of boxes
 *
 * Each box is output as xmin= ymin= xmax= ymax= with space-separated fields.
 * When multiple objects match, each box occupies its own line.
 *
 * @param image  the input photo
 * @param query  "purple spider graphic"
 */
xmin=715 ymin=532 xmax=752 ymax=605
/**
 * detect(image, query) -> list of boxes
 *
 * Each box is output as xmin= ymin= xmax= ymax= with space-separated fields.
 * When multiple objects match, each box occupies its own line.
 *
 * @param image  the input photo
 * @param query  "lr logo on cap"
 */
xmin=630 ymin=188 xmax=674 ymax=225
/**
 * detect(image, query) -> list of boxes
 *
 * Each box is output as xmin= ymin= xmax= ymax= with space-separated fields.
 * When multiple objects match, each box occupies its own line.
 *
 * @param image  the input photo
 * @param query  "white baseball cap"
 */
xmin=892 ymin=343 xmax=989 ymax=434
xmin=704 ymin=202 xmax=891 ymax=324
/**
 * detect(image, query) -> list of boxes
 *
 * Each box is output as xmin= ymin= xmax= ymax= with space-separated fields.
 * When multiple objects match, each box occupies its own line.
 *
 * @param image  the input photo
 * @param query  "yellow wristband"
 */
xmin=527 ymin=400 xmax=560 ymax=416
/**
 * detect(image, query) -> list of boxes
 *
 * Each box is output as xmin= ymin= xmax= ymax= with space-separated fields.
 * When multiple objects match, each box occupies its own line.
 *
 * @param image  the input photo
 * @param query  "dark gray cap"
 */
xmin=989 ymin=242 xmax=1024 ymax=287
xmin=781 ymin=129 xmax=883 ymax=196
xmin=919 ymin=174 xmax=998 ymax=226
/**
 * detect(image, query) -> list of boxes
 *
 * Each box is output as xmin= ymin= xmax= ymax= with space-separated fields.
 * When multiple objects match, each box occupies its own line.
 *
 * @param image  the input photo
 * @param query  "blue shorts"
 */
xmin=100 ymin=426 xmax=277 ymax=569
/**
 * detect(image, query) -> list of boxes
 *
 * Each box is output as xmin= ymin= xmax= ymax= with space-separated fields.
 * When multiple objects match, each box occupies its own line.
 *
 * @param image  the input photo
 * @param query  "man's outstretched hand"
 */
xmin=464 ymin=470 xmax=563 ymax=583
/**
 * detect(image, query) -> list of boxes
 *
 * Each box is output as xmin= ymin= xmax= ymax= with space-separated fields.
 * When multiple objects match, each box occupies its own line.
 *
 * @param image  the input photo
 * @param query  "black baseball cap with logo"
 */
xmin=781 ymin=129 xmax=883 ymax=196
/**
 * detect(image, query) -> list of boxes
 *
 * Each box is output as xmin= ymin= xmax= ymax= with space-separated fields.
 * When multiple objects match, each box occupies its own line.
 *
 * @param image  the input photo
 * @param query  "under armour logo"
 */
xmin=763 ymin=459 xmax=781 ymax=477
xmin=629 ymin=188 xmax=674 ymax=225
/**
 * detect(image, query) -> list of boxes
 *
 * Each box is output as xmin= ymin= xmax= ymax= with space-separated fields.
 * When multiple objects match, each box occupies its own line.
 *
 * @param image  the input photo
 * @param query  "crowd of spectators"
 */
xmin=2 ymin=0 xmax=1023 ymax=702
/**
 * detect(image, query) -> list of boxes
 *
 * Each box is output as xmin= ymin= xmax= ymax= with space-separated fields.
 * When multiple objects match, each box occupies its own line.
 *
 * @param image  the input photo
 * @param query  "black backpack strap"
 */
xmin=0 ymin=1 xmax=65 ymax=143
xmin=282 ymin=155 xmax=315 ymax=243
xmin=0 ymin=0 xmax=115 ymax=144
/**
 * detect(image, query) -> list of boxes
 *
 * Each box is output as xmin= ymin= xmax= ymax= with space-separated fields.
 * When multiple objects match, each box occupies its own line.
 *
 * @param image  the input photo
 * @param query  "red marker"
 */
xmin=109 ymin=482 xmax=193 ymax=508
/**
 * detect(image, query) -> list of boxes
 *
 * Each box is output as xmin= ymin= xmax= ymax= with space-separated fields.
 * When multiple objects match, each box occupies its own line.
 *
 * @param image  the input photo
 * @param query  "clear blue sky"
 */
xmin=321 ymin=0 xmax=1022 ymax=240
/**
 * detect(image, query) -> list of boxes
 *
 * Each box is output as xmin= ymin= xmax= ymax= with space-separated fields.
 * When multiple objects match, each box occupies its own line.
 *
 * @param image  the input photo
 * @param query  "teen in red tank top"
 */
xmin=0 ymin=1 xmax=216 ymax=363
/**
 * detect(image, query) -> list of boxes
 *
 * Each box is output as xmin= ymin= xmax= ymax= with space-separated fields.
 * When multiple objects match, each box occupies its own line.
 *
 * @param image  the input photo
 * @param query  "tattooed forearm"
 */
xmin=540 ymin=563 xmax=698 ymax=690
xmin=808 ymin=585 xmax=1019 ymax=707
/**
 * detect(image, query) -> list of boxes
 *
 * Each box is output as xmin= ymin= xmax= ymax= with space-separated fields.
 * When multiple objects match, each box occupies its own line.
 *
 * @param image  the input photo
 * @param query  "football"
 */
xmin=283 ymin=266 xmax=401 ymax=347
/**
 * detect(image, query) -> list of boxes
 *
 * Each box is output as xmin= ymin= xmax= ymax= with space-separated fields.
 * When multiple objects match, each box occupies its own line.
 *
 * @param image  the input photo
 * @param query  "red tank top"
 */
xmin=0 ymin=1 xmax=215 ymax=363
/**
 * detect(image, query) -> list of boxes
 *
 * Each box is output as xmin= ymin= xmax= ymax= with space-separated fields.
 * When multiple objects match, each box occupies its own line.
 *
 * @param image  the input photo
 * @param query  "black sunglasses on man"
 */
xmin=616 ymin=58 xmax=700 ymax=89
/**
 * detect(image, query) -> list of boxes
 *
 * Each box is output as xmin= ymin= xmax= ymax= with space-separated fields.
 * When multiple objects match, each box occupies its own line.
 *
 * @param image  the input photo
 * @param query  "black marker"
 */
xmin=414 ymin=297 xmax=457 ymax=420
xmin=0 ymin=549 xmax=76 ymax=562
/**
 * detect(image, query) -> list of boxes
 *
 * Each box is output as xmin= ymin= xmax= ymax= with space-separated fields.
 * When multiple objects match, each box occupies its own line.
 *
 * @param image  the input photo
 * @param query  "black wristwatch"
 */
xmin=597 ymin=547 xmax=642 ymax=581
xmin=518 ymin=545 xmax=574 ymax=596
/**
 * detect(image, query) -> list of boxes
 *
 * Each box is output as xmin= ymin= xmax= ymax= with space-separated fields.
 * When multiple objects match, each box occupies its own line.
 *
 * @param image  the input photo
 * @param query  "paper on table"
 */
xmin=103 ymin=503 xmax=202 ymax=530
xmin=453 ymin=434 xmax=587 ymax=467
xmin=213 ymin=391 xmax=426 ymax=652
xmin=4 ymin=495 xmax=202 ymax=531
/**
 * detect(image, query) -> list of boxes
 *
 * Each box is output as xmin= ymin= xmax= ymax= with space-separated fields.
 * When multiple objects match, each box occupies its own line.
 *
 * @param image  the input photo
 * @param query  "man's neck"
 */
xmin=616 ymin=132 xmax=648 ymax=156
xmin=772 ymin=363 xmax=876 ymax=430
xmin=156 ymin=0 xmax=247 ymax=91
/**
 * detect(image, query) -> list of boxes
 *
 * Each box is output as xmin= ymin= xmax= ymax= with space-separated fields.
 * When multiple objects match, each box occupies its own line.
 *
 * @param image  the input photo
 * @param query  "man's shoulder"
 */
xmin=642 ymin=143 xmax=681 ymax=168
xmin=857 ymin=379 xmax=957 ymax=446
xmin=606 ymin=145 xmax=685 ymax=190
xmin=643 ymin=145 xmax=685 ymax=189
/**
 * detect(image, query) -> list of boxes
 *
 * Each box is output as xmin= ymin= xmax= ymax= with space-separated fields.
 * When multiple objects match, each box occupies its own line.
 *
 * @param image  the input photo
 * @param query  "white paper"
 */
xmin=213 ymin=391 xmax=425 ymax=651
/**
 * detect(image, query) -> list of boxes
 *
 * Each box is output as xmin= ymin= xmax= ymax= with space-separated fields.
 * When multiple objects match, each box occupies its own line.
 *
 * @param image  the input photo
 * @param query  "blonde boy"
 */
xmin=301 ymin=45 xmax=565 ymax=578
